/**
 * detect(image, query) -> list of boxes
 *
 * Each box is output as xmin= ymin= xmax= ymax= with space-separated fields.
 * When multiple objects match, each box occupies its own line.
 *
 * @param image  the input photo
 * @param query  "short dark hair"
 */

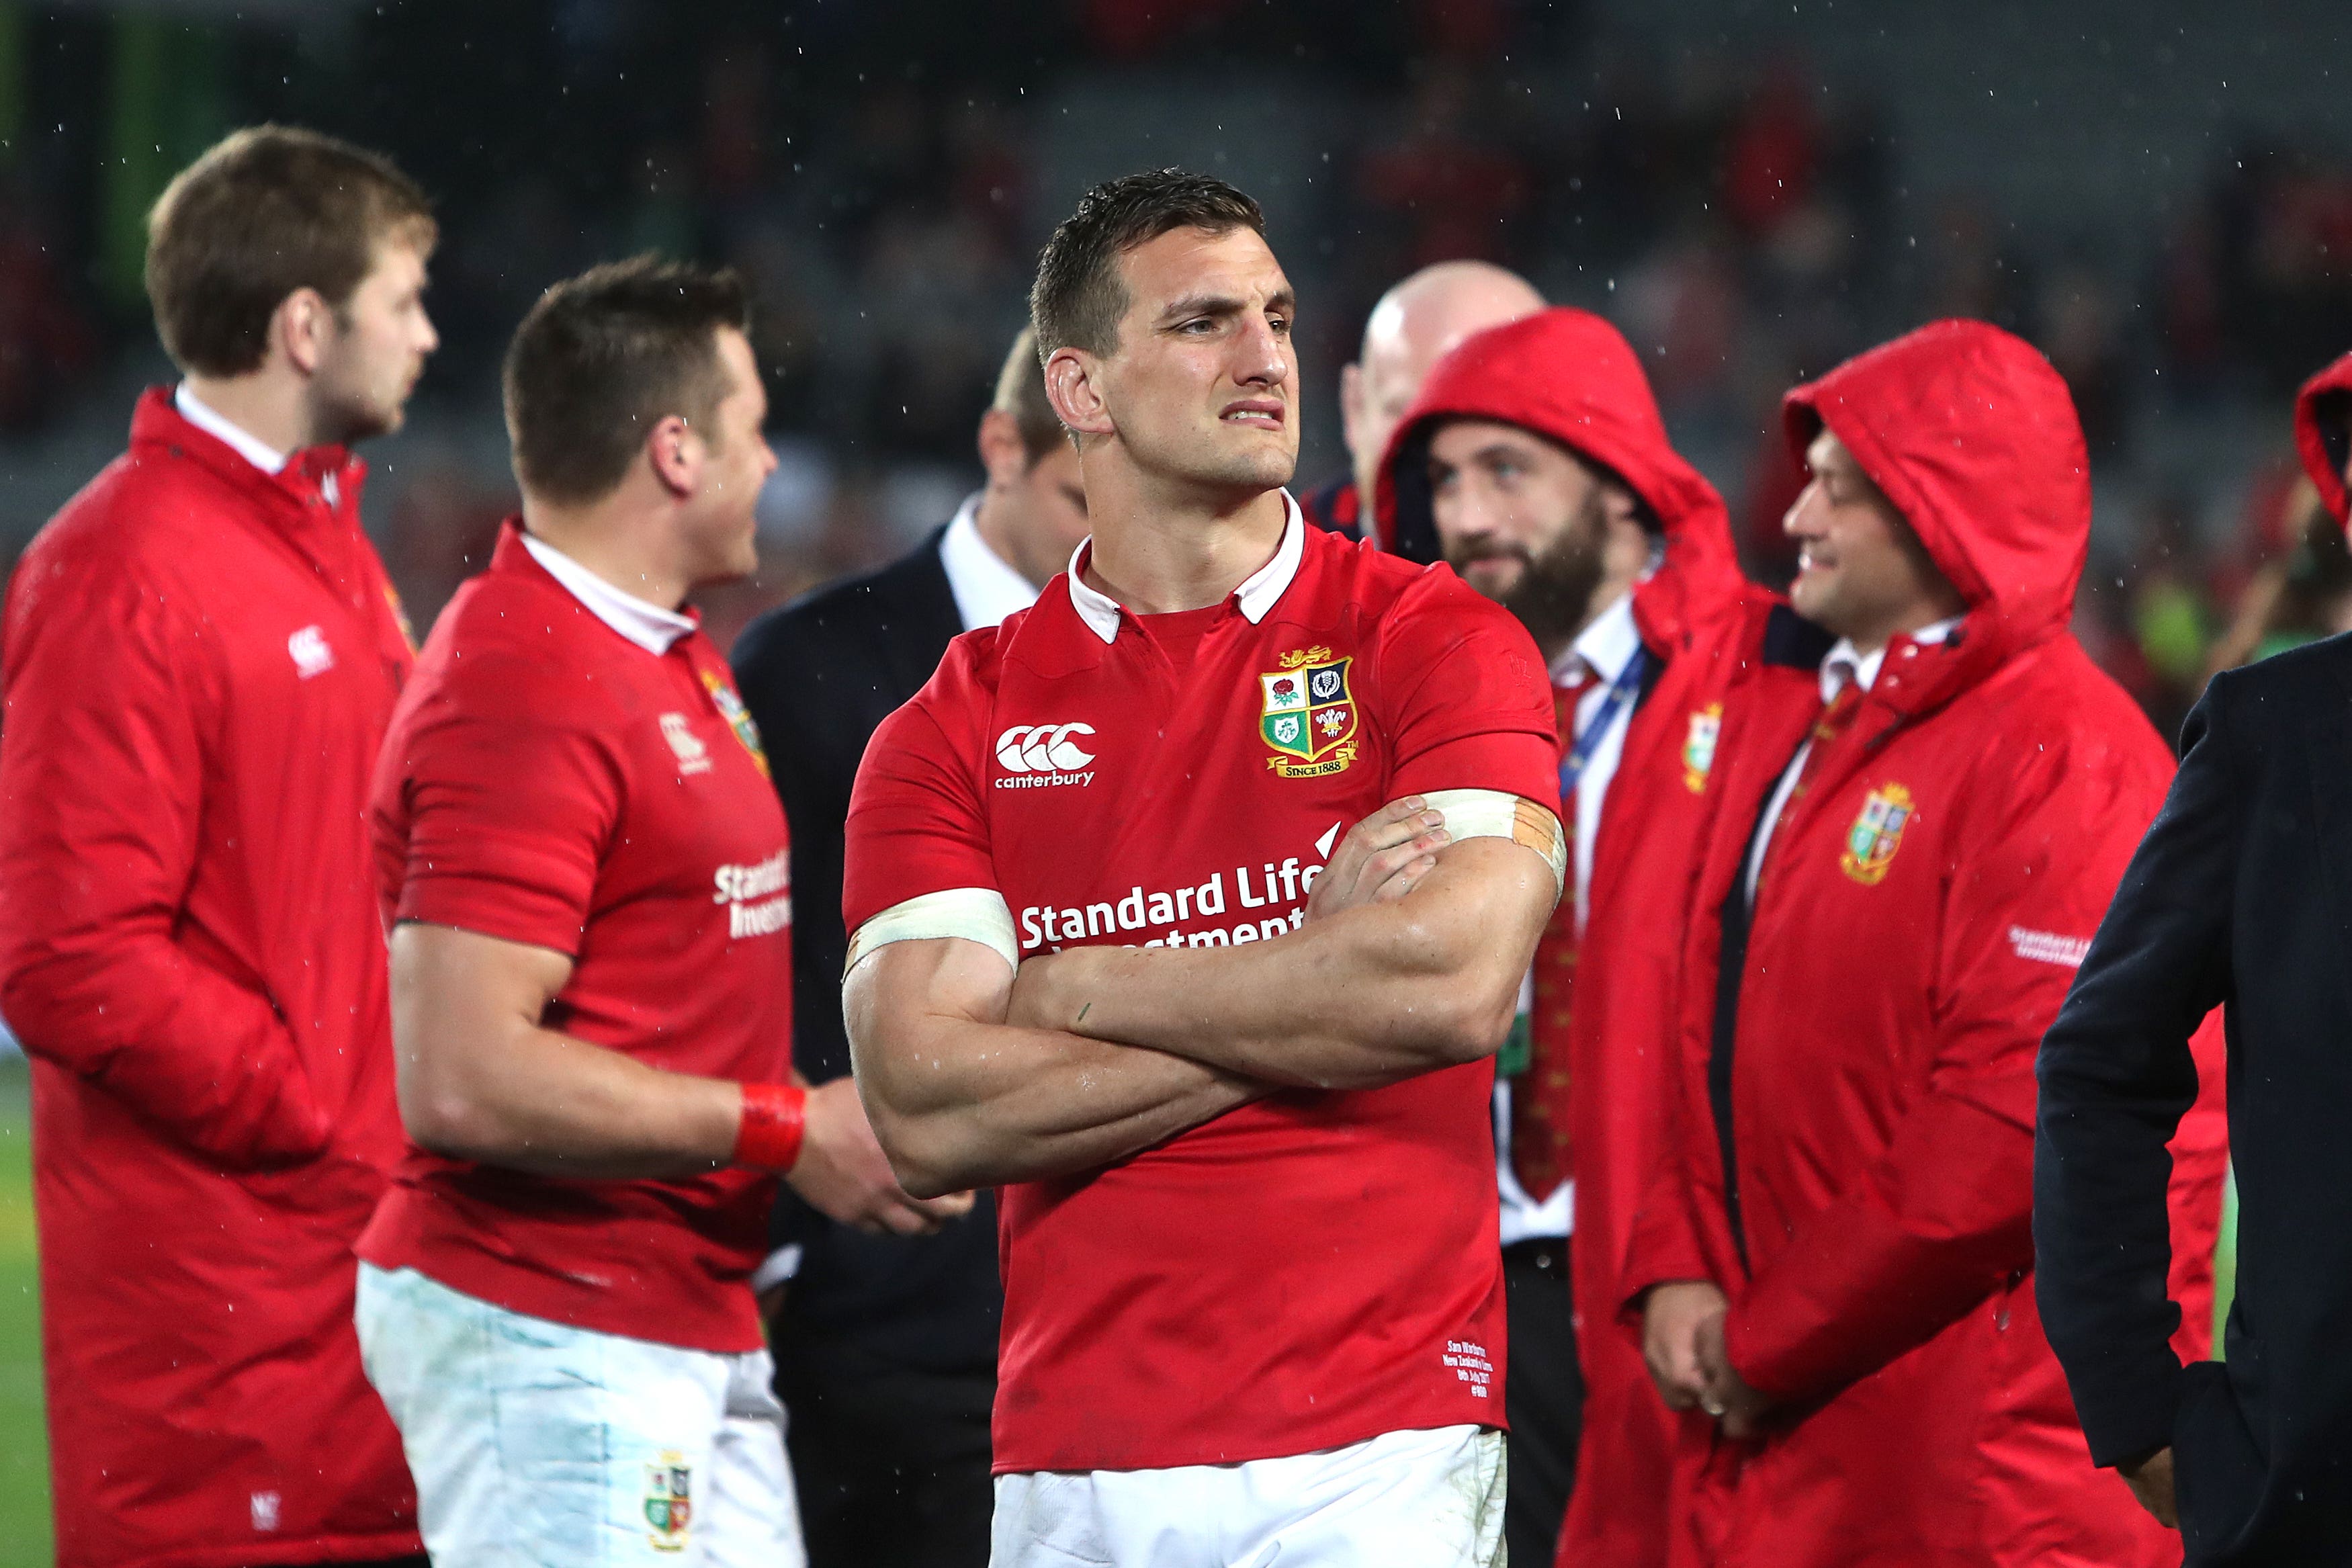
xmin=1030 ymin=169 xmax=1264 ymax=361
xmin=502 ymin=256 xmax=753 ymax=506
xmin=146 ymin=125 xmax=436 ymax=377
xmin=992 ymin=327 xmax=1065 ymax=462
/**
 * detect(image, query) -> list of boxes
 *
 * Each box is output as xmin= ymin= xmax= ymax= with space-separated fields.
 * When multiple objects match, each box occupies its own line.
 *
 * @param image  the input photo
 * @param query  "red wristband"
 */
xmin=734 ymin=1082 xmax=808 ymax=1172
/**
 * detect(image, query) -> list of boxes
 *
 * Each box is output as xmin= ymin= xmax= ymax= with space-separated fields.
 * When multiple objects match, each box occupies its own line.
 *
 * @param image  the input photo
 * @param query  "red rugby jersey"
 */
xmin=359 ymin=522 xmax=792 ymax=1353
xmin=844 ymin=497 xmax=1560 ymax=1472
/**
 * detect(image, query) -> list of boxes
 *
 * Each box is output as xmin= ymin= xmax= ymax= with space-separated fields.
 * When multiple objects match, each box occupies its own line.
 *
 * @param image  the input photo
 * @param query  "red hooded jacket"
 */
xmin=1377 ymin=307 xmax=1784 ymax=1568
xmin=1622 ymin=321 xmax=2229 ymax=1567
xmin=0 ymin=390 xmax=419 ymax=1568
xmin=2295 ymin=350 xmax=2352 ymax=525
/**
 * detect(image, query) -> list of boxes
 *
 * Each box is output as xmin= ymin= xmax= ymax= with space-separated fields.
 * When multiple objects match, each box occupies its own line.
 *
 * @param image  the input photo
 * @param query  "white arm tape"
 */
xmin=1422 ymin=788 xmax=1567 ymax=896
xmin=845 ymin=887 xmax=1019 ymax=976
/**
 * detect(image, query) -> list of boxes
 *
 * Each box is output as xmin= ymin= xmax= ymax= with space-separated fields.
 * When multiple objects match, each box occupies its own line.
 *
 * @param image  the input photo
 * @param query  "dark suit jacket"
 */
xmin=2037 ymin=636 xmax=2352 ymax=1566
xmin=732 ymin=524 xmax=1002 ymax=1377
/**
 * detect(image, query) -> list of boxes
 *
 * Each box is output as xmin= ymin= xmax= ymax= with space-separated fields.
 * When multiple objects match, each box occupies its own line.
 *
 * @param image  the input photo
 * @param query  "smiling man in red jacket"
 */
xmin=0 ymin=128 xmax=436 ymax=1568
xmin=1375 ymin=306 xmax=1780 ymax=1568
xmin=1623 ymin=320 xmax=2228 ymax=1567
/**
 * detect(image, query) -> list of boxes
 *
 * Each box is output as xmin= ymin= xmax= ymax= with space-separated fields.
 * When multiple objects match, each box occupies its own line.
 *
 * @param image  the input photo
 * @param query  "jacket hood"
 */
xmin=1783 ymin=319 xmax=2089 ymax=655
xmin=1373 ymin=307 xmax=1747 ymax=641
xmin=2295 ymin=351 xmax=2352 ymax=526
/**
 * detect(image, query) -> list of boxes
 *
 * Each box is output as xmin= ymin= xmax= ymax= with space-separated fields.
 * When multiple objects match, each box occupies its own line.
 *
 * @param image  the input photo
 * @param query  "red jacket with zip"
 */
xmin=1621 ymin=321 xmax=2228 ymax=1567
xmin=0 ymin=390 xmax=420 ymax=1568
xmin=1377 ymin=306 xmax=1784 ymax=1568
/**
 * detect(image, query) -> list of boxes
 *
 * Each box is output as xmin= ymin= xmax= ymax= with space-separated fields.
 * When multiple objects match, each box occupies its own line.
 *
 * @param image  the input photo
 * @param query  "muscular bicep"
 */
xmin=1385 ymin=797 xmax=1563 ymax=969
xmin=389 ymin=922 xmax=574 ymax=1125
xmin=844 ymin=934 xmax=1017 ymax=1101
xmin=386 ymin=920 xmax=752 ymax=1176
xmin=1258 ymin=827 xmax=1558 ymax=1065
xmin=842 ymin=883 xmax=1020 ymax=1101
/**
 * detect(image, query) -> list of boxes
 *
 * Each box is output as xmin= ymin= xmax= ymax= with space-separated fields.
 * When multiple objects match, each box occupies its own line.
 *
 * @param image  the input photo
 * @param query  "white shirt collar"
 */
xmin=175 ymin=383 xmax=288 ymax=474
xmin=1064 ymin=490 xmax=1307 ymax=646
xmin=521 ymin=530 xmax=697 ymax=655
xmin=938 ymin=492 xmax=1042 ymax=632
xmin=1823 ymin=615 xmax=1962 ymax=702
xmin=1552 ymin=589 xmax=1642 ymax=688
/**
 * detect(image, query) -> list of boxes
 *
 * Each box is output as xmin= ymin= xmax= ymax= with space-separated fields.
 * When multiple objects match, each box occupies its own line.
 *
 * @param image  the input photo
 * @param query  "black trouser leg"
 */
xmin=772 ymin=1327 xmax=996 ymax=1568
xmin=1503 ymin=1237 xmax=1582 ymax=1568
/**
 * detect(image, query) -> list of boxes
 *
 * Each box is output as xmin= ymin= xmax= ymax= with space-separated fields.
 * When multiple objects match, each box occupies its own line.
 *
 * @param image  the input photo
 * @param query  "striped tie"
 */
xmin=1510 ymin=672 xmax=1587 ymax=1202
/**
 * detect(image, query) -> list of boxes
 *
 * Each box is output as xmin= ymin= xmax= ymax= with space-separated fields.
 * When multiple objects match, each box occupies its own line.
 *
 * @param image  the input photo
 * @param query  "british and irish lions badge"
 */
xmin=1260 ymin=647 xmax=1359 ymax=779
xmin=644 ymin=1454 xmax=693 ymax=1552
xmin=1840 ymin=782 xmax=1915 ymax=885
xmin=1681 ymin=703 xmax=1722 ymax=793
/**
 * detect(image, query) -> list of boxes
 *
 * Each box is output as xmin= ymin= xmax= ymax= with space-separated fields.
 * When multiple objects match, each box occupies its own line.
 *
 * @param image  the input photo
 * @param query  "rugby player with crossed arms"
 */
xmin=844 ymin=169 xmax=1565 ymax=1568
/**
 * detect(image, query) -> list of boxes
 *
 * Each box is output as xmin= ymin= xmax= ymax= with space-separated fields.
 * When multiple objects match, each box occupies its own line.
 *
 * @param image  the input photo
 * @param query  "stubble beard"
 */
xmin=1132 ymin=410 xmax=1297 ymax=506
xmin=309 ymin=314 xmax=421 ymax=448
xmin=320 ymin=394 xmax=401 ymax=447
xmin=1788 ymin=568 xmax=1831 ymax=627
xmin=1789 ymin=565 xmax=1876 ymax=646
xmin=698 ymin=435 xmax=767 ymax=589
xmin=1190 ymin=446 xmax=1297 ymax=506
xmin=310 ymin=359 xmax=411 ymax=449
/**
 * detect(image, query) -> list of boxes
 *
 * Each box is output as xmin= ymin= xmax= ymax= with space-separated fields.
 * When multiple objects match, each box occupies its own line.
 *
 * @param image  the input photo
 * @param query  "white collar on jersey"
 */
xmin=175 ymin=382 xmax=289 ymax=475
xmin=521 ymin=529 xmax=697 ymax=655
xmin=1063 ymin=489 xmax=1307 ymax=645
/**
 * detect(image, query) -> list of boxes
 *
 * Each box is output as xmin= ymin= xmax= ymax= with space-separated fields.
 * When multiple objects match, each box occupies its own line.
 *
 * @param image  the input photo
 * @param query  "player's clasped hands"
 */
xmin=1304 ymin=796 xmax=1453 ymax=920
xmin=790 ymin=1078 xmax=976 ymax=1237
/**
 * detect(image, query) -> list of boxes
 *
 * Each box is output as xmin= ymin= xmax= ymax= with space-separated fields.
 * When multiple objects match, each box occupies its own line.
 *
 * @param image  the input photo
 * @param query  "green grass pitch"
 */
xmin=0 ymin=1055 xmax=50 ymax=1563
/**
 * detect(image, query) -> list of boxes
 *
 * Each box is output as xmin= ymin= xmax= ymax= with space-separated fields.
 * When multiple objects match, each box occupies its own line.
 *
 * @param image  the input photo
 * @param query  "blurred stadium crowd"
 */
xmin=0 ymin=0 xmax=2349 ymax=740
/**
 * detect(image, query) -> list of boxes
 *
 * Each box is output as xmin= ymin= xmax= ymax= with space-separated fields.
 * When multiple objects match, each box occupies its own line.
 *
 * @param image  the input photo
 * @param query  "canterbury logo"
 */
xmin=996 ymin=724 xmax=1097 ymax=773
xmin=287 ymin=625 xmax=335 ymax=680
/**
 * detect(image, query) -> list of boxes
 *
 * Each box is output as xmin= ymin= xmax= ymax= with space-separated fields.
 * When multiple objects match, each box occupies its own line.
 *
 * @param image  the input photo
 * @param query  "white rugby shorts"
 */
xmin=355 ymin=1262 xmax=803 ymax=1568
xmin=990 ymin=1423 xmax=1505 ymax=1567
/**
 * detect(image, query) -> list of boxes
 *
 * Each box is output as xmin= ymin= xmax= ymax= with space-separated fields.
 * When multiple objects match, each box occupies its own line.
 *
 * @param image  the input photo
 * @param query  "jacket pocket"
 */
xmin=2173 ymin=1358 xmax=2265 ymax=1560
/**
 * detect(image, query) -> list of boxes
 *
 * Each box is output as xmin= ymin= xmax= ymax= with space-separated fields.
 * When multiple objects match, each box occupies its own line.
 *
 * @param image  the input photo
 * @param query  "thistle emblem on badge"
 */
xmin=1260 ymin=646 xmax=1359 ymax=778
xmin=1839 ymin=782 xmax=1915 ymax=885
xmin=644 ymin=1452 xmax=693 ymax=1551
xmin=701 ymin=669 xmax=771 ymax=778
xmin=1682 ymin=703 xmax=1723 ymax=793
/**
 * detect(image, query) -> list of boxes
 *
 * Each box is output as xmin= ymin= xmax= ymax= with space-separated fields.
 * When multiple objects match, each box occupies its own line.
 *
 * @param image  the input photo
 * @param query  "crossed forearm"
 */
xmin=849 ymin=838 xmax=1549 ymax=1187
xmin=855 ymin=1012 xmax=1263 ymax=1195
xmin=412 ymin=1021 xmax=747 ymax=1179
xmin=1011 ymin=838 xmax=1547 ymax=1090
xmin=846 ymin=939 xmax=1267 ymax=1196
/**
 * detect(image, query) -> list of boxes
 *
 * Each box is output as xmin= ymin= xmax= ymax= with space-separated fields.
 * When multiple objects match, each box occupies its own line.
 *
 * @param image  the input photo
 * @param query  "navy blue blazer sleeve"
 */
xmin=2034 ymin=674 xmax=2245 ymax=1469
xmin=732 ymin=608 xmax=859 ymax=1086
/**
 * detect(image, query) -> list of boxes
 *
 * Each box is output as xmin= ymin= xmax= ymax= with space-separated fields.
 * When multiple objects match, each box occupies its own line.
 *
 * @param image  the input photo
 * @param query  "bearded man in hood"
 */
xmin=1623 ymin=319 xmax=2228 ymax=1568
xmin=1377 ymin=307 xmax=1780 ymax=1568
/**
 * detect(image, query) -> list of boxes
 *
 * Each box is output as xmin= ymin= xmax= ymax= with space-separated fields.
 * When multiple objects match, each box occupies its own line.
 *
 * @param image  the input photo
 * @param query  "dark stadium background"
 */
xmin=0 ymin=0 xmax=2346 ymax=1553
